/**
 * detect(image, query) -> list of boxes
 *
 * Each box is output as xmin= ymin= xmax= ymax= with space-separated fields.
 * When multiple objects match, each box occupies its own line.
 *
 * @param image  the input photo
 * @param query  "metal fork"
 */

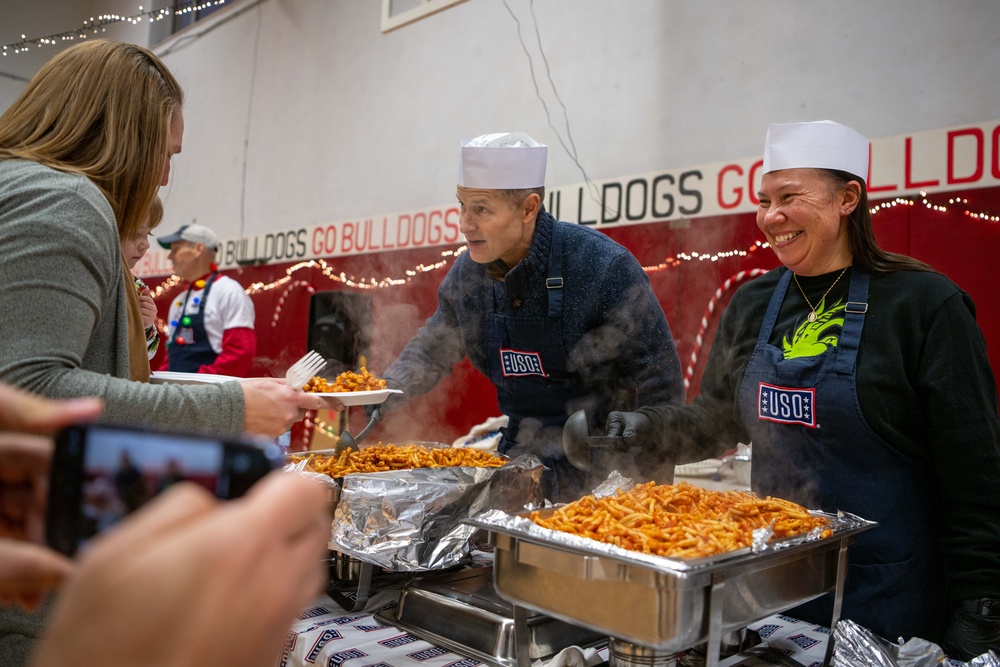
xmin=285 ymin=351 xmax=328 ymax=388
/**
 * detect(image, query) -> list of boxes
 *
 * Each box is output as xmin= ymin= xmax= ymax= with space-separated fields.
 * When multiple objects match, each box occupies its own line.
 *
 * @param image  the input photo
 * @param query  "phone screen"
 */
xmin=47 ymin=425 xmax=283 ymax=556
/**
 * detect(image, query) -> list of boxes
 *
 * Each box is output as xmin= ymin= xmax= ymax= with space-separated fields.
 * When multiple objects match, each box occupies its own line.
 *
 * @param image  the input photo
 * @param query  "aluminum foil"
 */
xmin=328 ymin=453 xmax=544 ymax=572
xmin=831 ymin=618 xmax=1000 ymax=667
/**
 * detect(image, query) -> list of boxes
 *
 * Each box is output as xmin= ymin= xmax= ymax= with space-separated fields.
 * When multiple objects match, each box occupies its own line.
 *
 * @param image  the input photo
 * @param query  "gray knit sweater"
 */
xmin=0 ymin=159 xmax=245 ymax=664
xmin=0 ymin=159 xmax=245 ymax=433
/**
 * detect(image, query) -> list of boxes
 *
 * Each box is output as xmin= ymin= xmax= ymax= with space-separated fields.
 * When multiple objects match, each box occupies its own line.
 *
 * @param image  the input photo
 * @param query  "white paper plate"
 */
xmin=309 ymin=389 xmax=403 ymax=406
xmin=150 ymin=371 xmax=242 ymax=385
xmin=674 ymin=458 xmax=725 ymax=478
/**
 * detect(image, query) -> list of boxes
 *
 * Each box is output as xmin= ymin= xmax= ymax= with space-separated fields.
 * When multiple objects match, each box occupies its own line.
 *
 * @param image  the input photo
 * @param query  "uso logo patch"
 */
xmin=758 ymin=383 xmax=816 ymax=428
xmin=787 ymin=633 xmax=821 ymax=650
xmin=326 ymin=648 xmax=368 ymax=667
xmin=298 ymin=606 xmax=331 ymax=620
xmin=499 ymin=349 xmax=546 ymax=377
xmin=305 ymin=630 xmax=343 ymax=663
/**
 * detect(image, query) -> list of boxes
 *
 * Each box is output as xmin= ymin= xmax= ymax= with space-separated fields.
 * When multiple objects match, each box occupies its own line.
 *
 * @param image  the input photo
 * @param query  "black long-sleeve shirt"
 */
xmin=640 ymin=266 xmax=1000 ymax=599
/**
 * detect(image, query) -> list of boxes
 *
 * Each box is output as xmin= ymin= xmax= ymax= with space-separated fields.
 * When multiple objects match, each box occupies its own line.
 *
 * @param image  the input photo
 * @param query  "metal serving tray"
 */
xmin=467 ymin=509 xmax=874 ymax=666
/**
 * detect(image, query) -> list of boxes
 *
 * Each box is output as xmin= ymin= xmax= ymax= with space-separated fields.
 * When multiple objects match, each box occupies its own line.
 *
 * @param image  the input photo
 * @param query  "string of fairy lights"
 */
xmin=3 ymin=1 xmax=237 ymax=56
xmin=147 ymin=192 xmax=997 ymax=310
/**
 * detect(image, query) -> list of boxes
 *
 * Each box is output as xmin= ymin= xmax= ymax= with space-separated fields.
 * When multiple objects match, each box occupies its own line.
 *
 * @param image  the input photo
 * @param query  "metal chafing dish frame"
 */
xmin=374 ymin=564 xmax=609 ymax=667
xmin=467 ymin=510 xmax=875 ymax=667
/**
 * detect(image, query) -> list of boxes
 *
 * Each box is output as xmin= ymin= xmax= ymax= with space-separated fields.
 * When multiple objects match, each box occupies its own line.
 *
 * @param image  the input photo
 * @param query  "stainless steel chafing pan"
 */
xmin=467 ymin=509 xmax=875 ymax=665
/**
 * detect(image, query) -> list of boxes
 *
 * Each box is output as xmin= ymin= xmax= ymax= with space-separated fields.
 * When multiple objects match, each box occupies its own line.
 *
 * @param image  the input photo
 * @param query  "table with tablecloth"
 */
xmin=280 ymin=587 xmax=830 ymax=667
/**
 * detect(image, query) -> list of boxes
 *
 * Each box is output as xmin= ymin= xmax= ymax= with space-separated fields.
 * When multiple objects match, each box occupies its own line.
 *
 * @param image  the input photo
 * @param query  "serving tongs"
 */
xmin=337 ymin=405 xmax=383 ymax=452
xmin=561 ymin=409 xmax=639 ymax=471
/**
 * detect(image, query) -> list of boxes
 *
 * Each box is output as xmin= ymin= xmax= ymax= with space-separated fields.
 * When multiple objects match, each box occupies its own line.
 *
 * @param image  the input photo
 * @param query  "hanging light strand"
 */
xmin=3 ymin=1 xmax=237 ymax=56
xmin=142 ymin=194 xmax=997 ymax=328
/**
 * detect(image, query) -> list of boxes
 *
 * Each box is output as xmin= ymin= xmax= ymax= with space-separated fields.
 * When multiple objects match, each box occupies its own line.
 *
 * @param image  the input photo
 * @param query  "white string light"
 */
xmin=141 ymin=196 xmax=997 ymax=330
xmin=869 ymin=192 xmax=998 ymax=219
xmin=3 ymin=1 xmax=235 ymax=56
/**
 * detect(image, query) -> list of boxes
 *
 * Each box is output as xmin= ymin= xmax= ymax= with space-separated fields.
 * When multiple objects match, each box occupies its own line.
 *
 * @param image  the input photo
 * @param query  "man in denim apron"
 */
xmin=379 ymin=133 xmax=684 ymax=501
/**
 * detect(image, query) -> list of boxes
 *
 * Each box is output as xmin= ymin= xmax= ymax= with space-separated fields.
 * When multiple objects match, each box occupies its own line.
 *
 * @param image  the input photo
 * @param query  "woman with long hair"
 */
xmin=0 ymin=40 xmax=330 ymax=438
xmin=0 ymin=40 xmax=335 ymax=667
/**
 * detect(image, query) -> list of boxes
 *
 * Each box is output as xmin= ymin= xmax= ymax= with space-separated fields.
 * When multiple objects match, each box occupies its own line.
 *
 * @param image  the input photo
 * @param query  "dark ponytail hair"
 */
xmin=825 ymin=169 xmax=935 ymax=274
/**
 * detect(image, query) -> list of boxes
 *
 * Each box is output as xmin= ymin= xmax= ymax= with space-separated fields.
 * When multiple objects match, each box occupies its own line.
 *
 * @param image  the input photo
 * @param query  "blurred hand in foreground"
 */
xmin=29 ymin=472 xmax=331 ymax=667
xmin=0 ymin=383 xmax=103 ymax=610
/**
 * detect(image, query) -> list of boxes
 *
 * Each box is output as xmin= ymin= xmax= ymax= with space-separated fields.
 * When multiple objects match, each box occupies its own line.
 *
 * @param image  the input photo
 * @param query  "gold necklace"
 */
xmin=793 ymin=266 xmax=849 ymax=323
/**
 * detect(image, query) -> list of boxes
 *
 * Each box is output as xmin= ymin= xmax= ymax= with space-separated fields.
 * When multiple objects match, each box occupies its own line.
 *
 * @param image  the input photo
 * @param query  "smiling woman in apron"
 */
xmin=375 ymin=132 xmax=685 ymax=502
xmin=606 ymin=120 xmax=1000 ymax=659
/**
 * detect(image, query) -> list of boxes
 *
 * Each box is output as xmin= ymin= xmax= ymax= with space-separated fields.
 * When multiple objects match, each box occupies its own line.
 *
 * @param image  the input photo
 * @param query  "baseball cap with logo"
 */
xmin=156 ymin=223 xmax=220 ymax=251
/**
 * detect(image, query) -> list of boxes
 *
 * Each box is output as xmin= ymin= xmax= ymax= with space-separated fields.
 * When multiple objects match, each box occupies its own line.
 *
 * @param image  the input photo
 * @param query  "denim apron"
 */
xmin=488 ymin=224 xmax=589 ymax=500
xmin=737 ymin=267 xmax=946 ymax=641
xmin=167 ymin=272 xmax=221 ymax=372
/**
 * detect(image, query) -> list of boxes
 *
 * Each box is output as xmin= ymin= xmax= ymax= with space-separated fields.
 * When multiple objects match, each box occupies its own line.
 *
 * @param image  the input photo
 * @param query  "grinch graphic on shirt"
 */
xmin=782 ymin=297 xmax=846 ymax=359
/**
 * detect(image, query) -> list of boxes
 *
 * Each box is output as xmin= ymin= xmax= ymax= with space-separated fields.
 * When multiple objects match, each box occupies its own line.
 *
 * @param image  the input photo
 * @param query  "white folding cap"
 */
xmin=763 ymin=120 xmax=869 ymax=181
xmin=458 ymin=132 xmax=548 ymax=189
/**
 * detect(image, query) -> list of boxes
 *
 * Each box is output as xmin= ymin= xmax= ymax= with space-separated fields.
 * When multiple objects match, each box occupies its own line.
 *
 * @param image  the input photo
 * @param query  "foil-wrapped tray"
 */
xmin=466 ymin=508 xmax=875 ymax=657
xmin=288 ymin=449 xmax=545 ymax=572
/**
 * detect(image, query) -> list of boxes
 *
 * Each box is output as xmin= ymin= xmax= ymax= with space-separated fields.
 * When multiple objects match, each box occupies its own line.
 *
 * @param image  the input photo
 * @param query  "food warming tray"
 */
xmin=467 ymin=509 xmax=874 ymax=665
xmin=375 ymin=565 xmax=606 ymax=667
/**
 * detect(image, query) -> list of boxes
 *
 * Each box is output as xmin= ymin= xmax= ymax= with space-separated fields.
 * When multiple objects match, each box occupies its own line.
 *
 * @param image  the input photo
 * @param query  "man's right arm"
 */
xmin=381 ymin=266 xmax=471 ymax=403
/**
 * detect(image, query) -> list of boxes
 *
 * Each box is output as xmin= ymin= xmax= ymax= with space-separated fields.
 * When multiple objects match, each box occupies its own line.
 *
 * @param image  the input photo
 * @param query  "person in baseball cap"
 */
xmin=372 ymin=131 xmax=685 ymax=502
xmin=156 ymin=223 xmax=220 ymax=251
xmin=157 ymin=222 xmax=256 ymax=377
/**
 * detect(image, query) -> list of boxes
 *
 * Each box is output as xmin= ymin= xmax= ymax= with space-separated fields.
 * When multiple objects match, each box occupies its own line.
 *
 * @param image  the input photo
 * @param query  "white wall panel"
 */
xmin=3 ymin=0 xmax=999 ymax=241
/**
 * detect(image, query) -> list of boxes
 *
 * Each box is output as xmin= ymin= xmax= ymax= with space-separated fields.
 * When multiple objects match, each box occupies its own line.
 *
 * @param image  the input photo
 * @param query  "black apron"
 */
xmin=167 ymin=272 xmax=221 ymax=372
xmin=488 ymin=224 xmax=589 ymax=501
xmin=737 ymin=267 xmax=946 ymax=641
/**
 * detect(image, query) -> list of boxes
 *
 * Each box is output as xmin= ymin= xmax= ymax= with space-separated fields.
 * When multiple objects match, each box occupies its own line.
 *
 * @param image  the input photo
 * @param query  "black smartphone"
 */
xmin=46 ymin=424 xmax=285 ymax=556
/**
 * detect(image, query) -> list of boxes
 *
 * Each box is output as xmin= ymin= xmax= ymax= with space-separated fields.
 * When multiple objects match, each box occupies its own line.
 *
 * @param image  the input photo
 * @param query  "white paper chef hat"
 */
xmin=458 ymin=132 xmax=548 ymax=189
xmin=763 ymin=120 xmax=869 ymax=180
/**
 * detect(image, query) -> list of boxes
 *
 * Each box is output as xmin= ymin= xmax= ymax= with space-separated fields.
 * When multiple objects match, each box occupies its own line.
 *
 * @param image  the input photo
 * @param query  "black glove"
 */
xmin=942 ymin=598 xmax=1000 ymax=661
xmin=606 ymin=411 xmax=654 ymax=450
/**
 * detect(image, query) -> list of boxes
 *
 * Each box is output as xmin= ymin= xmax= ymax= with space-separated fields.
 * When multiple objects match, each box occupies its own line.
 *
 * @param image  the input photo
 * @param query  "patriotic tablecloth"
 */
xmin=719 ymin=614 xmax=832 ymax=666
xmin=280 ymin=588 xmax=828 ymax=667
xmin=281 ymin=587 xmax=479 ymax=667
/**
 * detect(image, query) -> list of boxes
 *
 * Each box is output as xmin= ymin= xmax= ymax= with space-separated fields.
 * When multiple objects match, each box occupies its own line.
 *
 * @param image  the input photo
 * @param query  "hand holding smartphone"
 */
xmin=32 ymin=453 xmax=332 ymax=667
xmin=46 ymin=424 xmax=285 ymax=556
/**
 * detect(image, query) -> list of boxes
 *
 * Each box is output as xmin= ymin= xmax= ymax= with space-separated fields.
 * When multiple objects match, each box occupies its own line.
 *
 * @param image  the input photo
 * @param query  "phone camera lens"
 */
xmin=232 ymin=453 xmax=251 ymax=474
